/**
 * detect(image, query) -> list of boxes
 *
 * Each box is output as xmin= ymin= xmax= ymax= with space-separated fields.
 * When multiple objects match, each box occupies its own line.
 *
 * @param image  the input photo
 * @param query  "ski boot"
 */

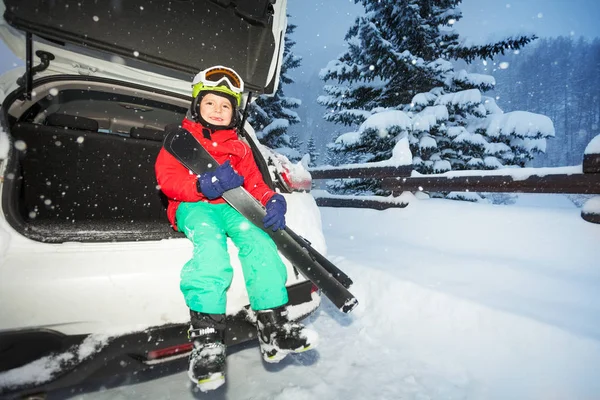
xmin=187 ymin=311 xmax=227 ymax=392
xmin=256 ymin=305 xmax=318 ymax=363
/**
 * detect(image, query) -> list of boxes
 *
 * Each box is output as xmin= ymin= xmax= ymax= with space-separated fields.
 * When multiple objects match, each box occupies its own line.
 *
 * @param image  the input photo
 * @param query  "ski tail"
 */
xmin=285 ymin=229 xmax=353 ymax=288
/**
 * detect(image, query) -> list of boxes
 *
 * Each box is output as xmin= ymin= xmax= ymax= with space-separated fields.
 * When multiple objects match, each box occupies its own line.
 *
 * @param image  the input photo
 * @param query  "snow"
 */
xmin=411 ymin=92 xmax=436 ymax=107
xmin=410 ymin=164 xmax=582 ymax=181
xmin=435 ymin=88 xmax=482 ymax=106
xmin=433 ymin=159 xmax=451 ymax=172
xmin=476 ymin=111 xmax=555 ymax=139
xmin=262 ymin=118 xmax=289 ymax=135
xmin=454 ymin=131 xmax=488 ymax=147
xmin=582 ymin=196 xmax=600 ymax=215
xmin=454 ymin=69 xmax=496 ymax=87
xmin=429 ymin=58 xmax=453 ymax=74
xmin=481 ymin=96 xmax=503 ymax=115
xmin=412 ymin=105 xmax=448 ymax=132
xmin=358 ymin=109 xmax=412 ymax=132
xmin=59 ymin=194 xmax=600 ymax=399
xmin=313 ymin=137 xmax=412 ymax=171
xmin=418 ymin=135 xmax=436 ymax=149
xmin=0 ymin=334 xmax=110 ymax=389
xmin=334 ymin=130 xmax=360 ymax=146
xmin=390 ymin=137 xmax=412 ymax=165
xmin=585 ymin=134 xmax=600 ymax=155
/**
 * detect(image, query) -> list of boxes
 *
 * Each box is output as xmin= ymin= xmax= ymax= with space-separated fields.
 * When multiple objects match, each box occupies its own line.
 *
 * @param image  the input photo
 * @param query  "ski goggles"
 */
xmin=193 ymin=66 xmax=244 ymax=95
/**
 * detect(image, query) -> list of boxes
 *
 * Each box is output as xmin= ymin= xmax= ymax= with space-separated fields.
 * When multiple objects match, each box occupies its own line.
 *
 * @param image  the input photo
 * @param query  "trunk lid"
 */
xmin=1 ymin=0 xmax=287 ymax=94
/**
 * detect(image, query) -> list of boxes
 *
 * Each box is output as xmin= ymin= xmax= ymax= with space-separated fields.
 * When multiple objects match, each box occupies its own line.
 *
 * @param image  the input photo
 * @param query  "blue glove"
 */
xmin=197 ymin=160 xmax=244 ymax=200
xmin=263 ymin=194 xmax=287 ymax=231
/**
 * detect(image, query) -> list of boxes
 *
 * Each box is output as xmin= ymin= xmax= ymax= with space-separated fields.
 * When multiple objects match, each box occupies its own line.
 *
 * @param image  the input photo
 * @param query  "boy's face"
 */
xmin=199 ymin=93 xmax=233 ymax=126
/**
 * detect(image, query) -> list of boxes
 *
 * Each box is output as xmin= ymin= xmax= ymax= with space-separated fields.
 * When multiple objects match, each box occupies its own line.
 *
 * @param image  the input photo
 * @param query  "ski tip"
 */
xmin=340 ymin=297 xmax=359 ymax=314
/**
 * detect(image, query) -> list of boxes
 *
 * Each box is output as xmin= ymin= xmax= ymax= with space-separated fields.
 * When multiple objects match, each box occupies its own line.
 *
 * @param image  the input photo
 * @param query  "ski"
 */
xmin=284 ymin=229 xmax=353 ymax=289
xmin=163 ymin=126 xmax=358 ymax=314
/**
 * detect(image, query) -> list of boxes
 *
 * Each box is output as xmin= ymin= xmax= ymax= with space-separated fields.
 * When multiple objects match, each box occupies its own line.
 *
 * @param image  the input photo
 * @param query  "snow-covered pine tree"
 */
xmin=323 ymin=134 xmax=345 ymax=167
xmin=287 ymin=132 xmax=303 ymax=162
xmin=305 ymin=135 xmax=319 ymax=167
xmin=248 ymin=16 xmax=302 ymax=162
xmin=318 ymin=0 xmax=553 ymax=196
xmin=479 ymin=36 xmax=600 ymax=167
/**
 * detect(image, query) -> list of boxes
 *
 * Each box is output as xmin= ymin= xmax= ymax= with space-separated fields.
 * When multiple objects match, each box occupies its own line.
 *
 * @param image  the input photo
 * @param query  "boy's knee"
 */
xmin=192 ymin=237 xmax=228 ymax=255
xmin=237 ymin=233 xmax=277 ymax=258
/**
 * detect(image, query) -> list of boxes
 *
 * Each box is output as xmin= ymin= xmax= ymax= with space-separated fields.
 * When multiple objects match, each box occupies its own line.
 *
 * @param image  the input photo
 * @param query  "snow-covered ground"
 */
xmin=60 ymin=194 xmax=600 ymax=399
xmin=16 ymin=195 xmax=584 ymax=400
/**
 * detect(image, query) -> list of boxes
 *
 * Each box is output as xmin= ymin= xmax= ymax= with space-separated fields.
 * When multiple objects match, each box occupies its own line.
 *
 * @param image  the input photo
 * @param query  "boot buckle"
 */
xmin=188 ymin=326 xmax=217 ymax=340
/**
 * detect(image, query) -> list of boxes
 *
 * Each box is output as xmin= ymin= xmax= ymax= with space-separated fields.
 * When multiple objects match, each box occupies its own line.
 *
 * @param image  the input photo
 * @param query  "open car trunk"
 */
xmin=2 ymin=78 xmax=188 ymax=242
xmin=0 ymin=0 xmax=289 ymax=242
xmin=1 ymin=77 xmax=276 ymax=243
xmin=2 ymin=0 xmax=287 ymax=94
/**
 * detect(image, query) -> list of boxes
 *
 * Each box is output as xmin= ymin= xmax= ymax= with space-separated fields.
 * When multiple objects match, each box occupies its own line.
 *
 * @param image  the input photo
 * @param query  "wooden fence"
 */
xmin=309 ymin=135 xmax=600 ymax=224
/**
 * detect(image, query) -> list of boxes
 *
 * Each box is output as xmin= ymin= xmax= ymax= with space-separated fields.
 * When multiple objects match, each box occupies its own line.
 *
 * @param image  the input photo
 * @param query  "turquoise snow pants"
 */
xmin=176 ymin=201 xmax=288 ymax=314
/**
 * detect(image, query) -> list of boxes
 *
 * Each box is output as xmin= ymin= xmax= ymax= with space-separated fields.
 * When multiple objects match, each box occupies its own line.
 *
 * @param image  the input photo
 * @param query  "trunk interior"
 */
xmin=8 ymin=119 xmax=182 ymax=242
xmin=1 ymin=78 xmax=189 ymax=242
xmin=1 ymin=77 xmax=277 ymax=243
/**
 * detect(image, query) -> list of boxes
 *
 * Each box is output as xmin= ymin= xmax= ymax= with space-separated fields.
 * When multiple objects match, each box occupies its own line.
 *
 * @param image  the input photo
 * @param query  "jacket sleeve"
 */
xmin=235 ymin=142 xmax=276 ymax=206
xmin=155 ymin=147 xmax=204 ymax=202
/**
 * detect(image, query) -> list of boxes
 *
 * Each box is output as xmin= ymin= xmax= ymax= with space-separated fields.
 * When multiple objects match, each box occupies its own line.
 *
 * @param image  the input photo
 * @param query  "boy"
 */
xmin=155 ymin=66 xmax=317 ymax=391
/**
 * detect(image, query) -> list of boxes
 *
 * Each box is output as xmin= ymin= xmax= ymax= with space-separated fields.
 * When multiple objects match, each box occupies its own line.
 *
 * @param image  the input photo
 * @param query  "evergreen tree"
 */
xmin=487 ymin=36 xmax=600 ymax=167
xmin=319 ymin=0 xmax=551 ymax=195
xmin=323 ymin=135 xmax=345 ymax=167
xmin=305 ymin=135 xmax=320 ymax=167
xmin=287 ymin=132 xmax=303 ymax=162
xmin=248 ymin=16 xmax=302 ymax=161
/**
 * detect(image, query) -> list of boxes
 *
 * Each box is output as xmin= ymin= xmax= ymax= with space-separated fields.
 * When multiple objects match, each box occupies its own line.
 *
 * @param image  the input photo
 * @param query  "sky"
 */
xmin=3 ymin=191 xmax=599 ymax=398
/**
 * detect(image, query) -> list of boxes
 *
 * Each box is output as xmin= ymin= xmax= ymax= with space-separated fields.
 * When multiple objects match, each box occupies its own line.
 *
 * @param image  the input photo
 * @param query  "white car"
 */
xmin=0 ymin=0 xmax=324 ymax=397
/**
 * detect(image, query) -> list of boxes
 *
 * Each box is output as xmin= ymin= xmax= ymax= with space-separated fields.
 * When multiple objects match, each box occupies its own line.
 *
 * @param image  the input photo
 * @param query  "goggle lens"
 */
xmin=204 ymin=68 xmax=242 ymax=90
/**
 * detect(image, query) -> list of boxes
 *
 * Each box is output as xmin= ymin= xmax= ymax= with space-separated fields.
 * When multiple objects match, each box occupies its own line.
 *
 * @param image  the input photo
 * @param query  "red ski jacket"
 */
xmin=155 ymin=118 xmax=276 ymax=230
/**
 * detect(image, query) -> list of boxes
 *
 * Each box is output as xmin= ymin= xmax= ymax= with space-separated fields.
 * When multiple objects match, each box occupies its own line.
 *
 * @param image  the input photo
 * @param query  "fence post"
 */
xmin=581 ymin=134 xmax=600 ymax=224
xmin=583 ymin=134 xmax=600 ymax=174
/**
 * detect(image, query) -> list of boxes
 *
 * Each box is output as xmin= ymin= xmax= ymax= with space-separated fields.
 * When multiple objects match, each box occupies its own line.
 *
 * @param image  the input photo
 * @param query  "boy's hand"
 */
xmin=263 ymin=194 xmax=287 ymax=231
xmin=197 ymin=160 xmax=244 ymax=199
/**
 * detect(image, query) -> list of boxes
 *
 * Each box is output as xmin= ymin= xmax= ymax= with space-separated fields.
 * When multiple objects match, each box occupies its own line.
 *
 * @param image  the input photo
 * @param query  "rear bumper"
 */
xmin=0 ymin=281 xmax=320 ymax=399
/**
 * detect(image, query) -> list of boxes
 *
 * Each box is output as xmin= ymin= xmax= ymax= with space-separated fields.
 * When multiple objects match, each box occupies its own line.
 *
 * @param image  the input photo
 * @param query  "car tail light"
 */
xmin=147 ymin=342 xmax=193 ymax=360
xmin=279 ymin=165 xmax=312 ymax=192
xmin=310 ymin=283 xmax=319 ymax=293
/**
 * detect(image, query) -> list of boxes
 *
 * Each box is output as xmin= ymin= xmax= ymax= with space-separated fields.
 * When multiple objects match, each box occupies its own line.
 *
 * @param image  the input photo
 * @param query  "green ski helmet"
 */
xmin=190 ymin=65 xmax=244 ymax=129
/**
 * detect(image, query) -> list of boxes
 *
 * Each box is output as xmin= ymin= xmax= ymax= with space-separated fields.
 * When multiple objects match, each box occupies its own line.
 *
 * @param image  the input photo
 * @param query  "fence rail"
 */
xmin=309 ymin=165 xmax=411 ymax=180
xmin=381 ymin=173 xmax=600 ymax=194
xmin=309 ymin=135 xmax=600 ymax=223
